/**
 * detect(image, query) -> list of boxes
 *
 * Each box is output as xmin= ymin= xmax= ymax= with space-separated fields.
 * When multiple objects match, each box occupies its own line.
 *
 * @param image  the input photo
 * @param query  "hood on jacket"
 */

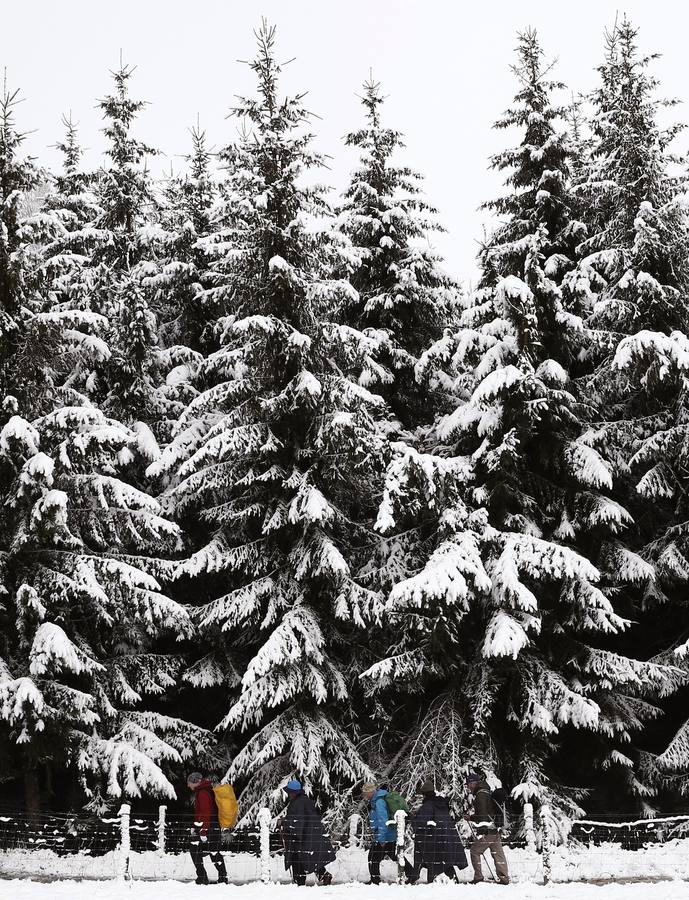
xmin=371 ymin=788 xmax=388 ymax=803
xmin=192 ymin=778 xmax=214 ymax=791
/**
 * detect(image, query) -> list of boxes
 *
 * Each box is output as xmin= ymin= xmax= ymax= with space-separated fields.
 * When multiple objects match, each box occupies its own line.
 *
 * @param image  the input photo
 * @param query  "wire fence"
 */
xmin=1 ymin=802 xmax=688 ymax=884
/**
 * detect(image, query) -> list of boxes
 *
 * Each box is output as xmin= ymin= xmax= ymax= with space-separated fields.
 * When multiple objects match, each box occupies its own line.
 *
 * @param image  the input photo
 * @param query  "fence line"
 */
xmin=1 ymin=804 xmax=689 ymax=885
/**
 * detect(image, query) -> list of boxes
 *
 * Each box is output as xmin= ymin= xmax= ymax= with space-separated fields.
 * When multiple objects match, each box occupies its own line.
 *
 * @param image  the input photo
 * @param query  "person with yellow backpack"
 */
xmin=187 ymin=772 xmax=238 ymax=884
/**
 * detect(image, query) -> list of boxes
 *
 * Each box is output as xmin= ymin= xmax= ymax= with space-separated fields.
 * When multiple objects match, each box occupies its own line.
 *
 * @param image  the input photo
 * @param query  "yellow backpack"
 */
xmin=212 ymin=783 xmax=238 ymax=829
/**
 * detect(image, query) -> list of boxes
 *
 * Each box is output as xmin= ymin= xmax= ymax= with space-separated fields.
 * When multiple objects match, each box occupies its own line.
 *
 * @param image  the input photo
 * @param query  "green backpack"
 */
xmin=383 ymin=790 xmax=410 ymax=819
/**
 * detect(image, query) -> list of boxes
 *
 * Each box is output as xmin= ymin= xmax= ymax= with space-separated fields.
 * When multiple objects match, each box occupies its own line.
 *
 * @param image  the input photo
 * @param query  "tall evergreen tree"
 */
xmin=156 ymin=124 xmax=216 ymax=354
xmin=0 ymin=80 xmax=216 ymax=811
xmin=581 ymin=20 xmax=689 ymax=799
xmin=0 ymin=79 xmax=44 ymax=816
xmin=33 ymin=115 xmax=104 ymax=306
xmin=364 ymin=30 xmax=683 ymax=816
xmin=338 ymin=79 xmax=456 ymax=428
xmin=570 ymin=18 xmax=689 ymax=341
xmin=0 ymin=402 xmax=215 ymax=808
xmin=153 ymin=22 xmax=395 ymax=817
xmin=86 ymin=63 xmax=170 ymax=430
xmin=0 ymin=82 xmax=40 ymax=404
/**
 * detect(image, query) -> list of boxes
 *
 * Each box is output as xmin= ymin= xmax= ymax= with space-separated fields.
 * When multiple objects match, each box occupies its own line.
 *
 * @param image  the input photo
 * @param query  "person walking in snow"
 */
xmin=362 ymin=781 xmax=417 ymax=885
xmin=465 ymin=771 xmax=510 ymax=885
xmin=187 ymin=772 xmax=228 ymax=885
xmin=280 ymin=779 xmax=335 ymax=886
xmin=411 ymin=779 xmax=468 ymax=882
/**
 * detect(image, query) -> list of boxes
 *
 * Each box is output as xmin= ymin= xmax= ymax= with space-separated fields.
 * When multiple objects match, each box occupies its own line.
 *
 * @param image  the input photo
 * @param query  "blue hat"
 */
xmin=466 ymin=772 xmax=481 ymax=784
xmin=284 ymin=779 xmax=302 ymax=792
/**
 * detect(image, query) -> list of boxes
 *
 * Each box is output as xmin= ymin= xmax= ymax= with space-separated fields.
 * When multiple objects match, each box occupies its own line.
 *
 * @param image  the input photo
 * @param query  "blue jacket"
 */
xmin=368 ymin=789 xmax=396 ymax=844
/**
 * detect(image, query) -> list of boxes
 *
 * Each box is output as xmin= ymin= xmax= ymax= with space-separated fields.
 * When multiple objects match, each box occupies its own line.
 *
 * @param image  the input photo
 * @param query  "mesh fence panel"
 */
xmin=0 ymin=807 xmax=687 ymax=884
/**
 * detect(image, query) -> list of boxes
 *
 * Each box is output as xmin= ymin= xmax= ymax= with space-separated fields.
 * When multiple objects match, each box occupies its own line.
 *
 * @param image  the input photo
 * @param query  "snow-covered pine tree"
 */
xmin=0 ymin=403 xmax=217 ymax=808
xmin=152 ymin=21 xmax=395 ymax=817
xmin=28 ymin=115 xmax=104 ymax=311
xmin=0 ymin=79 xmax=46 ymax=817
xmin=613 ymin=329 xmax=689 ymax=763
xmin=585 ymin=20 xmax=689 ymax=799
xmin=363 ymin=29 xmax=684 ymax=816
xmin=86 ymin=62 xmax=174 ymax=431
xmin=0 ymin=81 xmax=40 ymax=404
xmin=571 ymin=18 xmax=689 ymax=341
xmin=338 ymin=78 xmax=456 ymax=428
xmin=155 ymin=124 xmax=216 ymax=354
xmin=0 ymin=77 xmax=216 ymax=811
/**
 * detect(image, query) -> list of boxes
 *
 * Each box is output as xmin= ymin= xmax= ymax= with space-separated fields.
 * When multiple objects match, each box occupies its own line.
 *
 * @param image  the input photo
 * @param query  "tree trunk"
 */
xmin=24 ymin=767 xmax=41 ymax=826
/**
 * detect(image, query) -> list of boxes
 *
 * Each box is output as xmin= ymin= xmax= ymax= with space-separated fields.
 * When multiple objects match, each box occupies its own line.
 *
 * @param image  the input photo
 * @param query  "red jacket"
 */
xmin=192 ymin=779 xmax=218 ymax=836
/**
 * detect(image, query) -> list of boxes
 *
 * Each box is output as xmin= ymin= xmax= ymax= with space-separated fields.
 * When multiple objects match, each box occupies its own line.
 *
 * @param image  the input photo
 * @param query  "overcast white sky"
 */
xmin=2 ymin=0 xmax=688 ymax=282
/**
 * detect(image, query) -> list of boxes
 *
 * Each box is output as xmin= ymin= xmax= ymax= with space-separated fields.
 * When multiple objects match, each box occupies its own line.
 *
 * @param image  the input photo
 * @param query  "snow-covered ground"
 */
xmin=4 ymin=881 xmax=689 ymax=900
xmin=2 ymin=840 xmax=689 ymax=887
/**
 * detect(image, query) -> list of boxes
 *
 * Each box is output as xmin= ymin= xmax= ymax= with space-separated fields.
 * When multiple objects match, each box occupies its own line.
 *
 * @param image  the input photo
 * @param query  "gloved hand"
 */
xmin=200 ymin=835 xmax=208 ymax=843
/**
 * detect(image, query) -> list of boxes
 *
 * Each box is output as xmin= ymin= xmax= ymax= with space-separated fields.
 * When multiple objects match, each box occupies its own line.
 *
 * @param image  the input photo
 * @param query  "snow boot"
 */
xmin=318 ymin=872 xmax=333 ymax=886
xmin=195 ymin=873 xmax=210 ymax=885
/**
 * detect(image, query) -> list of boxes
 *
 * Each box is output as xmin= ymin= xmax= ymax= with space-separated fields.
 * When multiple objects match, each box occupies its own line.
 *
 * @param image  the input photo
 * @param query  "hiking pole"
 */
xmin=468 ymin=821 xmax=500 ymax=884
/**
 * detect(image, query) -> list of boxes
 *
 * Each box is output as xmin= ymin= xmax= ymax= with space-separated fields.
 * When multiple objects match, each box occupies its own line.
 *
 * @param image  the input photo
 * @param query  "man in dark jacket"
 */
xmin=411 ymin=779 xmax=468 ymax=883
xmin=281 ymin=779 xmax=335 ymax=886
xmin=187 ymin=772 xmax=228 ymax=885
xmin=466 ymin=772 xmax=510 ymax=885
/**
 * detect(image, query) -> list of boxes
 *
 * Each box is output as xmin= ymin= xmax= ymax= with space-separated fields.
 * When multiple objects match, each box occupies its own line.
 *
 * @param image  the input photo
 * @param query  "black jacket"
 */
xmin=469 ymin=781 xmax=498 ymax=835
xmin=282 ymin=791 xmax=336 ymax=874
xmin=412 ymin=794 xmax=468 ymax=868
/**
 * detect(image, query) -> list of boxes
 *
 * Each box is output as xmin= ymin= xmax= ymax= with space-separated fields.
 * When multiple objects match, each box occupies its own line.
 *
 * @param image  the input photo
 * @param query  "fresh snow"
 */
xmin=5 ymin=839 xmax=689 ymax=888
xmin=3 ymin=882 xmax=689 ymax=900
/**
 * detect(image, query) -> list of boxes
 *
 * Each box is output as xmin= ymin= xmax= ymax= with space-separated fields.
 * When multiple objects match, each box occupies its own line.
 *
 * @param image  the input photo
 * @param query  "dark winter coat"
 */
xmin=469 ymin=781 xmax=498 ymax=835
xmin=282 ymin=791 xmax=336 ymax=874
xmin=412 ymin=794 xmax=468 ymax=869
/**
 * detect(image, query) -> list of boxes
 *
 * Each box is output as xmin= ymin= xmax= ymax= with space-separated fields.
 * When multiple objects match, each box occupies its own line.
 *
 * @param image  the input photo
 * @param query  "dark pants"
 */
xmin=413 ymin=863 xmax=459 ymax=883
xmin=368 ymin=842 xmax=416 ymax=883
xmin=190 ymin=826 xmax=227 ymax=880
xmin=291 ymin=863 xmax=329 ymax=886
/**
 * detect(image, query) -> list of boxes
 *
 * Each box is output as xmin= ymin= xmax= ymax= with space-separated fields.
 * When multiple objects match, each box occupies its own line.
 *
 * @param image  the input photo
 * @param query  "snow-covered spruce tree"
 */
xmin=570 ymin=18 xmax=689 ymax=342
xmin=475 ymin=27 xmax=586 ymax=361
xmin=154 ymin=124 xmax=216 ymax=354
xmin=612 ymin=330 xmax=689 ymax=798
xmin=0 ymin=82 xmax=41 ymax=405
xmin=338 ymin=78 xmax=456 ymax=428
xmin=26 ymin=115 xmax=105 ymax=313
xmin=0 ymin=403 xmax=218 ymax=808
xmin=86 ymin=63 xmax=179 ymax=433
xmin=152 ymin=22 xmax=396 ymax=817
xmin=0 ymin=78 xmax=217 ymax=811
xmin=363 ymin=30 xmax=684 ymax=817
xmin=586 ymin=21 xmax=689 ymax=799
xmin=0 ymin=80 xmax=44 ymax=815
